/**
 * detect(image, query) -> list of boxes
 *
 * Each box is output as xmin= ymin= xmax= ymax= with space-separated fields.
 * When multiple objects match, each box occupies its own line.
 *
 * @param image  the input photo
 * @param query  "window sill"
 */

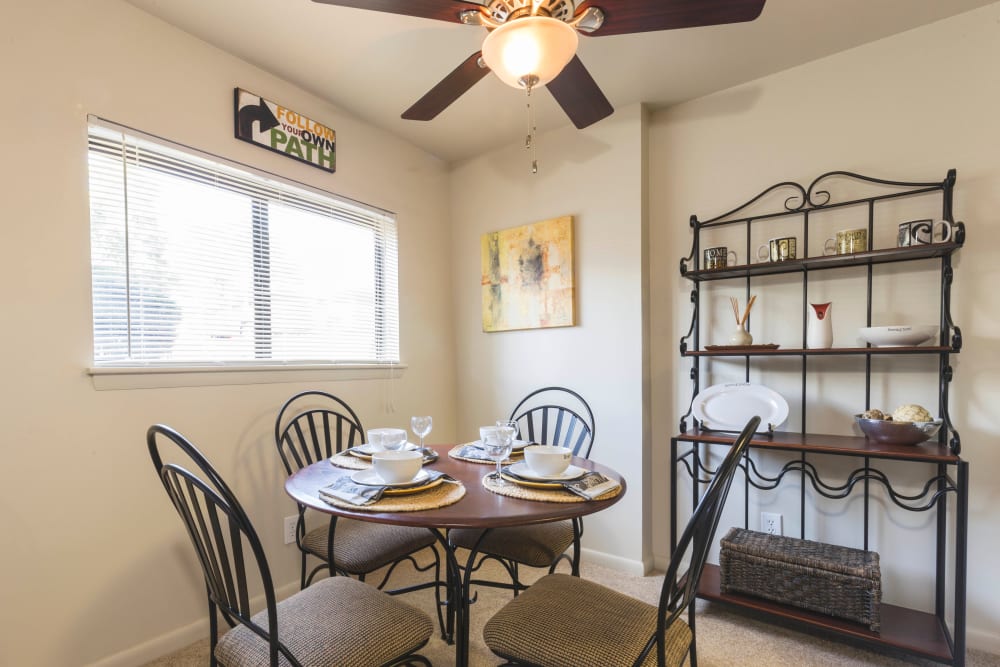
xmin=87 ymin=363 xmax=407 ymax=390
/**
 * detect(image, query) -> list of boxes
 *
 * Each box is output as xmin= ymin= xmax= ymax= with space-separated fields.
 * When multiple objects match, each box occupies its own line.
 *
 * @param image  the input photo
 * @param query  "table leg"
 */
xmin=434 ymin=528 xmax=496 ymax=667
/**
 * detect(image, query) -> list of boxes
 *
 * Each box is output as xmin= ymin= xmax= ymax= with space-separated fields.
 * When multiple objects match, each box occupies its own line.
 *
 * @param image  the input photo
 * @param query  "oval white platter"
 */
xmin=692 ymin=383 xmax=789 ymax=432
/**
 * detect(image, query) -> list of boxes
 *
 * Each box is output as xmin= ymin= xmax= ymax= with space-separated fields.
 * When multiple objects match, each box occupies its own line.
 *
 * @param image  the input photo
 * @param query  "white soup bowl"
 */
xmin=523 ymin=445 xmax=572 ymax=477
xmin=372 ymin=450 xmax=423 ymax=484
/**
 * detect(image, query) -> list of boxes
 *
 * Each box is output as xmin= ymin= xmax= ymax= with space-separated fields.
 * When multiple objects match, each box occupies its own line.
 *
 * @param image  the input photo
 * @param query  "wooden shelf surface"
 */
xmin=674 ymin=429 xmax=959 ymax=463
xmin=699 ymin=564 xmax=955 ymax=663
xmin=685 ymin=345 xmax=955 ymax=357
xmin=681 ymin=242 xmax=961 ymax=282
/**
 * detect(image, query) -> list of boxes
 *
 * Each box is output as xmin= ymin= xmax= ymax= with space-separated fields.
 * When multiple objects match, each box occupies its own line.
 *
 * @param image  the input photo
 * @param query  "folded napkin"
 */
xmin=319 ymin=469 xmax=457 ymax=506
xmin=319 ymin=475 xmax=386 ymax=506
xmin=456 ymin=444 xmax=493 ymax=461
xmin=561 ymin=472 xmax=621 ymax=500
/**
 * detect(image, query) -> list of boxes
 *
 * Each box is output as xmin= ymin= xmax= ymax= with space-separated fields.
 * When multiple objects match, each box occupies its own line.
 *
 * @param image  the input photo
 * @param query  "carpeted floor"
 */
xmin=143 ymin=555 xmax=999 ymax=667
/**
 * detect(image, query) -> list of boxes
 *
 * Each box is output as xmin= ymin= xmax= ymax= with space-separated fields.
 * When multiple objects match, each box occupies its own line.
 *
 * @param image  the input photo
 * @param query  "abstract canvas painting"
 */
xmin=481 ymin=215 xmax=575 ymax=332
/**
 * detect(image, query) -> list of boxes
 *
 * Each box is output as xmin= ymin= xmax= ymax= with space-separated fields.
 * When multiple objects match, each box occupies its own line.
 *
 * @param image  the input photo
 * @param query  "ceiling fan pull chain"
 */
xmin=525 ymin=79 xmax=538 ymax=174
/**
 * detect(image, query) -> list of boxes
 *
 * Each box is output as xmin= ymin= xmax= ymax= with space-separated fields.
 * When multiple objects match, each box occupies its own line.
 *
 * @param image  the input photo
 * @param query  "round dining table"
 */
xmin=284 ymin=443 xmax=627 ymax=667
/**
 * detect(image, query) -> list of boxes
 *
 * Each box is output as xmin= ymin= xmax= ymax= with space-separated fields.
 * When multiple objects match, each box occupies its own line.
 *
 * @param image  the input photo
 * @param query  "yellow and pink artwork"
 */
xmin=481 ymin=215 xmax=575 ymax=332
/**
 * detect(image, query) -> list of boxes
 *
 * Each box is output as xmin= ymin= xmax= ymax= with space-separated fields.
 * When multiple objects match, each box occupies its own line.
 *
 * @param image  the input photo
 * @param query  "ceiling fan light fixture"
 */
xmin=481 ymin=15 xmax=578 ymax=89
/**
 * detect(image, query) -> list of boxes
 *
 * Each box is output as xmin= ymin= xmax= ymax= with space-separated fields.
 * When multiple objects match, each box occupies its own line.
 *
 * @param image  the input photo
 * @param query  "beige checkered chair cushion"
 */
xmin=483 ymin=574 xmax=692 ymax=667
xmin=216 ymin=576 xmax=432 ymax=667
xmin=301 ymin=518 xmax=437 ymax=574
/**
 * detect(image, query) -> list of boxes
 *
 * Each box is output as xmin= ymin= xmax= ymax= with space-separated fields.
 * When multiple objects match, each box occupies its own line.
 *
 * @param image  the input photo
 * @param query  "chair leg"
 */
xmin=570 ymin=517 xmax=583 ymax=576
xmin=208 ymin=599 xmax=219 ymax=667
xmin=688 ymin=602 xmax=698 ymax=667
xmin=431 ymin=547 xmax=447 ymax=640
xmin=299 ymin=551 xmax=307 ymax=590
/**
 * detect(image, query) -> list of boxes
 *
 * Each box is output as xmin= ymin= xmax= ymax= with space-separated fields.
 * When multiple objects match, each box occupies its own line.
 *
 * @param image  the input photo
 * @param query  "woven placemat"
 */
xmin=329 ymin=452 xmax=370 ymax=470
xmin=481 ymin=474 xmax=621 ymax=504
xmin=320 ymin=480 xmax=466 ymax=512
xmin=448 ymin=443 xmax=523 ymax=465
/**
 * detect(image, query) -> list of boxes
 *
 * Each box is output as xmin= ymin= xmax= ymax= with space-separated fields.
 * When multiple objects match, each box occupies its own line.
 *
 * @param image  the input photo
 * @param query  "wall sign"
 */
xmin=234 ymin=88 xmax=336 ymax=172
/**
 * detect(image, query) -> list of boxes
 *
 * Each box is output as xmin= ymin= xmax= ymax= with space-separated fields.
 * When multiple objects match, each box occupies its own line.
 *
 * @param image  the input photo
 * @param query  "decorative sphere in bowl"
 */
xmin=854 ymin=414 xmax=943 ymax=446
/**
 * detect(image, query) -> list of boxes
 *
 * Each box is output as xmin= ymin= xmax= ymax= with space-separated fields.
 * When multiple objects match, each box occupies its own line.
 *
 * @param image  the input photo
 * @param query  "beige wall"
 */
xmin=649 ymin=2 xmax=1000 ymax=652
xmin=0 ymin=1 xmax=457 ymax=665
xmin=5 ymin=0 xmax=1000 ymax=663
xmin=449 ymin=104 xmax=651 ymax=571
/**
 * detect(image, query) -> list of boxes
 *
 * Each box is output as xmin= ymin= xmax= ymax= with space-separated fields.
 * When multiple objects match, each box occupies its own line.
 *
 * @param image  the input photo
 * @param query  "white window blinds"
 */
xmin=87 ymin=120 xmax=399 ymax=367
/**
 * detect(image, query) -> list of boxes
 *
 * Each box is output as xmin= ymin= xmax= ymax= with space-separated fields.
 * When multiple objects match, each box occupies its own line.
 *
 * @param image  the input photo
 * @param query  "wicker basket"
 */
xmin=719 ymin=527 xmax=882 ymax=632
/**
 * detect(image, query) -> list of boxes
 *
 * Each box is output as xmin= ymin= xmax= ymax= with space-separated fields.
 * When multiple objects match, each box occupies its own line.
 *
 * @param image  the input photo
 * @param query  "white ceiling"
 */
xmin=126 ymin=0 xmax=992 ymax=163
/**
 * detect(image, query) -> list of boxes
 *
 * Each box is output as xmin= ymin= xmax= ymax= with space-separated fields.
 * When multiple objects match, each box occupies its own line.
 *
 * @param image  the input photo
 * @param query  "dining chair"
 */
xmin=449 ymin=386 xmax=596 ymax=593
xmin=273 ymin=390 xmax=445 ymax=634
xmin=483 ymin=415 xmax=759 ymax=667
xmin=147 ymin=424 xmax=434 ymax=667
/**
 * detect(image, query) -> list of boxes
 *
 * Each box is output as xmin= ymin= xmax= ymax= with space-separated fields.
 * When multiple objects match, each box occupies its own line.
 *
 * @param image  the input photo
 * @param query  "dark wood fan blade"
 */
xmin=580 ymin=0 xmax=766 ymax=36
xmin=311 ymin=0 xmax=483 ymax=23
xmin=546 ymin=56 xmax=613 ymax=129
xmin=402 ymin=52 xmax=490 ymax=121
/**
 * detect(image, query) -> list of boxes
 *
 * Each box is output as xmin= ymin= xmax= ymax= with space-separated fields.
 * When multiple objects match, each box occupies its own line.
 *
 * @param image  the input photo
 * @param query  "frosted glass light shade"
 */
xmin=481 ymin=16 xmax=579 ymax=89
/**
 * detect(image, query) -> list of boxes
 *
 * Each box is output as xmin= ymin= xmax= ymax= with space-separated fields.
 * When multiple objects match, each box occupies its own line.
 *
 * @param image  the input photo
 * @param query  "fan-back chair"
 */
xmin=450 ymin=386 xmax=596 ymax=593
xmin=273 ymin=390 xmax=444 ymax=634
xmin=147 ymin=424 xmax=434 ymax=667
xmin=483 ymin=415 xmax=759 ymax=667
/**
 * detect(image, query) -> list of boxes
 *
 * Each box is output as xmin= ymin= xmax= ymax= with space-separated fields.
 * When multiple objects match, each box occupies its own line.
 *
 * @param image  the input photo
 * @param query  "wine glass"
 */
xmin=496 ymin=419 xmax=519 ymax=441
xmin=481 ymin=425 xmax=514 ymax=485
xmin=411 ymin=415 xmax=433 ymax=449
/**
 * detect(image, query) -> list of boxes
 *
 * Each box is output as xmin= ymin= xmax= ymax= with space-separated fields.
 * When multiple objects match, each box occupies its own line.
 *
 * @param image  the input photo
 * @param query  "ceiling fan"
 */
xmin=313 ymin=0 xmax=767 ymax=129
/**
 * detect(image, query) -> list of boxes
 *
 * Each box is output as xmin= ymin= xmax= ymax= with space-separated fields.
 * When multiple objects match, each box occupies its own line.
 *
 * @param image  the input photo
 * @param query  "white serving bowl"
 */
xmin=523 ymin=445 xmax=572 ymax=477
xmin=858 ymin=325 xmax=937 ymax=347
xmin=372 ymin=450 xmax=423 ymax=484
xmin=367 ymin=427 xmax=408 ymax=452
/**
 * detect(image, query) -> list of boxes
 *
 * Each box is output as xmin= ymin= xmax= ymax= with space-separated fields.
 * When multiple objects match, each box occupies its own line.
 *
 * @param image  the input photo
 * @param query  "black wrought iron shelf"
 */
xmin=671 ymin=169 xmax=968 ymax=667
xmin=684 ymin=345 xmax=956 ymax=357
xmin=680 ymin=242 xmax=961 ymax=282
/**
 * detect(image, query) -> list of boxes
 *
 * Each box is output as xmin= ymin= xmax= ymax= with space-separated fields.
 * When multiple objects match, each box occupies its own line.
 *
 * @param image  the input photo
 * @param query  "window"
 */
xmin=87 ymin=119 xmax=399 ymax=368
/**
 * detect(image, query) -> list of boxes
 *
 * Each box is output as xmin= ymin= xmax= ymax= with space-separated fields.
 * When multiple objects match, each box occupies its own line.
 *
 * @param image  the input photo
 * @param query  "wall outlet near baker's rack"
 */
xmin=761 ymin=512 xmax=783 ymax=536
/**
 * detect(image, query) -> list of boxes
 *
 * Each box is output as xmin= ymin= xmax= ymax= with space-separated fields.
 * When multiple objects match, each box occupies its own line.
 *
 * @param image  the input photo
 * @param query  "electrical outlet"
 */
xmin=761 ymin=512 xmax=782 ymax=535
xmin=283 ymin=515 xmax=297 ymax=545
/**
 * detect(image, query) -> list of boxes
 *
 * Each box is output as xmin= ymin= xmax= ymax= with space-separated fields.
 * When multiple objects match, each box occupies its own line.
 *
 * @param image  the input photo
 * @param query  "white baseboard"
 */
xmin=85 ymin=581 xmax=300 ymax=667
xmin=579 ymin=546 xmax=649 ymax=576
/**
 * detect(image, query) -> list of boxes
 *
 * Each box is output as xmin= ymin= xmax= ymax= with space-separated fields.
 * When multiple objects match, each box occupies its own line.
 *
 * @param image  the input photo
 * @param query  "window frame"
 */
xmin=85 ymin=117 xmax=404 ymax=388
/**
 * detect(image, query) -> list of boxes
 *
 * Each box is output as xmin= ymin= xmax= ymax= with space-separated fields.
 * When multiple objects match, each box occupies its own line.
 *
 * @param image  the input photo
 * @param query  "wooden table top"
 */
xmin=284 ymin=444 xmax=627 ymax=530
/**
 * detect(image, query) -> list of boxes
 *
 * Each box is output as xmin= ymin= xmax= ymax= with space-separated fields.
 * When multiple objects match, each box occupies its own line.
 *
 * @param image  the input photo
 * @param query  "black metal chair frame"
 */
xmin=494 ymin=415 xmax=758 ymax=667
xmin=273 ymin=391 xmax=445 ymax=630
xmin=457 ymin=386 xmax=597 ymax=594
xmin=148 ymin=424 xmax=432 ymax=667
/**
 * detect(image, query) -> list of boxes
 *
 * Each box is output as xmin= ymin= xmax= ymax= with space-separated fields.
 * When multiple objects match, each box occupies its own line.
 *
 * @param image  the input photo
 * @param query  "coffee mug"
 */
xmin=824 ymin=228 xmax=867 ymax=255
xmin=704 ymin=246 xmax=737 ymax=270
xmin=757 ymin=237 xmax=797 ymax=263
xmin=897 ymin=219 xmax=953 ymax=247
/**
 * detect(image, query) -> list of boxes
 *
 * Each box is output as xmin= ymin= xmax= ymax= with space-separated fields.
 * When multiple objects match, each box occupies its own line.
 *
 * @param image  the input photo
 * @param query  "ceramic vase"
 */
xmin=807 ymin=302 xmax=833 ymax=349
xmin=729 ymin=325 xmax=753 ymax=346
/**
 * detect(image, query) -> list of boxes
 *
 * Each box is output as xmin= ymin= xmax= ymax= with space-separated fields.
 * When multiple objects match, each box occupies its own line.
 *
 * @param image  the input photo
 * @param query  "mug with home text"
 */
xmin=757 ymin=236 xmax=797 ymax=263
xmin=704 ymin=246 xmax=737 ymax=270
xmin=897 ymin=219 xmax=953 ymax=247
xmin=824 ymin=228 xmax=868 ymax=255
